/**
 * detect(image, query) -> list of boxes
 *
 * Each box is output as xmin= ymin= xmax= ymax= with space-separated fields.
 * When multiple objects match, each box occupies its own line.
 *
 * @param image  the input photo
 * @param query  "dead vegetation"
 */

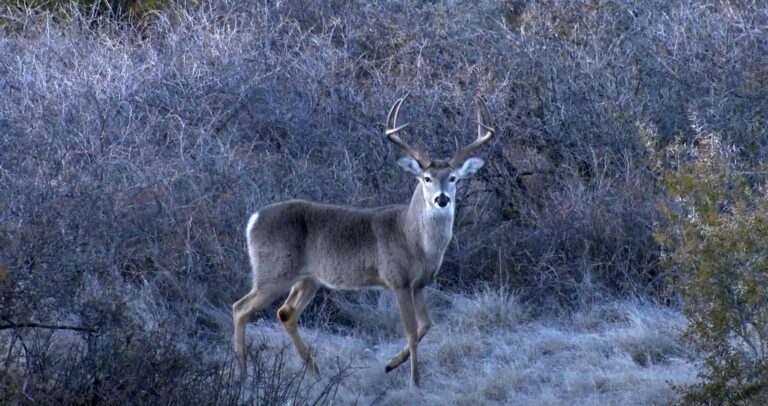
xmin=1 ymin=0 xmax=766 ymax=403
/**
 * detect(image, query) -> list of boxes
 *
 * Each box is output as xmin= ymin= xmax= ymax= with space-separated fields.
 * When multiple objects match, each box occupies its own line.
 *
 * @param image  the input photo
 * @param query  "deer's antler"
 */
xmin=385 ymin=96 xmax=430 ymax=168
xmin=450 ymin=95 xmax=495 ymax=167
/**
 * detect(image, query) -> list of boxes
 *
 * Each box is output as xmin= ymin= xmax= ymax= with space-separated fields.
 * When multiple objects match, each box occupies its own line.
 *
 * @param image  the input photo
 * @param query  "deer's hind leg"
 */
xmin=277 ymin=278 xmax=321 ymax=377
xmin=233 ymin=286 xmax=285 ymax=373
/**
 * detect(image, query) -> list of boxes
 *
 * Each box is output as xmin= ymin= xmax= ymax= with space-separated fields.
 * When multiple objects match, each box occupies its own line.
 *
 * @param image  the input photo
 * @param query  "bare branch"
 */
xmin=0 ymin=322 xmax=96 ymax=334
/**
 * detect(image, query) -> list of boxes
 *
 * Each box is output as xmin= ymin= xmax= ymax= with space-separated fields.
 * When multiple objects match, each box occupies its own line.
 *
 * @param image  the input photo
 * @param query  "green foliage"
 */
xmin=653 ymin=133 xmax=768 ymax=404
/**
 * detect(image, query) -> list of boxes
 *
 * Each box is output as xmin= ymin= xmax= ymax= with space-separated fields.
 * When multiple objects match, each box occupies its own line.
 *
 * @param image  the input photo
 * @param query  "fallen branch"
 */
xmin=0 ymin=322 xmax=96 ymax=333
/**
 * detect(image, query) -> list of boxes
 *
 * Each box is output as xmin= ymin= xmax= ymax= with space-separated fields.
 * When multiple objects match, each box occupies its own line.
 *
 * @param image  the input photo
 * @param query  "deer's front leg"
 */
xmin=388 ymin=287 xmax=421 ymax=387
xmin=385 ymin=288 xmax=430 ymax=380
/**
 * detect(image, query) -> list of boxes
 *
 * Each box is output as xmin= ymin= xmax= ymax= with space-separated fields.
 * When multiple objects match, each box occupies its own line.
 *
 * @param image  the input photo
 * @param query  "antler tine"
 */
xmin=384 ymin=95 xmax=430 ymax=167
xmin=385 ymin=96 xmax=409 ymax=136
xmin=451 ymin=95 xmax=495 ymax=167
xmin=476 ymin=95 xmax=495 ymax=139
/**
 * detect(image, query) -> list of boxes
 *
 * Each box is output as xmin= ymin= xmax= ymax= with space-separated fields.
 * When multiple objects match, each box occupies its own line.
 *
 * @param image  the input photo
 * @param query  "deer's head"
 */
xmin=385 ymin=96 xmax=495 ymax=214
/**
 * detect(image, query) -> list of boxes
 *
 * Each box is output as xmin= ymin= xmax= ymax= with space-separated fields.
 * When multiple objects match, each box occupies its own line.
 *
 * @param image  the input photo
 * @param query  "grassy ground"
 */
xmin=2 ymin=288 xmax=696 ymax=404
xmin=231 ymin=291 xmax=697 ymax=405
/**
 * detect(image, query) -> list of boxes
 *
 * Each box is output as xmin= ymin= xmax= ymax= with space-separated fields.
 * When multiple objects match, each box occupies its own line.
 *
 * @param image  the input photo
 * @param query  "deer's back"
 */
xmin=247 ymin=200 xmax=407 ymax=289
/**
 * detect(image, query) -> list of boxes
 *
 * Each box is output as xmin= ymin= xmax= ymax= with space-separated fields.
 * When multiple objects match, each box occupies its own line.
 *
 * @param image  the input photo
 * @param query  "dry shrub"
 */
xmin=0 ymin=327 xmax=344 ymax=405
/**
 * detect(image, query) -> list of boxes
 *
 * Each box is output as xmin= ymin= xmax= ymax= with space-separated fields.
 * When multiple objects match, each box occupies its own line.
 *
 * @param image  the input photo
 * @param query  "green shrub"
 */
xmin=652 ymin=131 xmax=768 ymax=404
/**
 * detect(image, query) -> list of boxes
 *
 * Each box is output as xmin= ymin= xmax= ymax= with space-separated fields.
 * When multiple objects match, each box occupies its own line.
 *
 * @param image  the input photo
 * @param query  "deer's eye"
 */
xmin=424 ymin=176 xmax=432 ymax=183
xmin=449 ymin=175 xmax=457 ymax=182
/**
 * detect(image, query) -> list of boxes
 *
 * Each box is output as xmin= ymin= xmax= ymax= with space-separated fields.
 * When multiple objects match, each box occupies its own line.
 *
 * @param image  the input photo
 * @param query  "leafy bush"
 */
xmin=652 ymin=131 xmax=768 ymax=404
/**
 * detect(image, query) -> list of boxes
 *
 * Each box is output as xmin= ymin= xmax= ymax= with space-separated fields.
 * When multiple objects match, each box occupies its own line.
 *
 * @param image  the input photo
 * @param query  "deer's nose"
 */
xmin=435 ymin=194 xmax=450 ymax=208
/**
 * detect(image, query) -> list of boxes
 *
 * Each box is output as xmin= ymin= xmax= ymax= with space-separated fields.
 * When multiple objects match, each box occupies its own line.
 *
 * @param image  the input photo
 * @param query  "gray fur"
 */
xmin=248 ymin=182 xmax=451 ymax=291
xmin=232 ymin=96 xmax=494 ymax=388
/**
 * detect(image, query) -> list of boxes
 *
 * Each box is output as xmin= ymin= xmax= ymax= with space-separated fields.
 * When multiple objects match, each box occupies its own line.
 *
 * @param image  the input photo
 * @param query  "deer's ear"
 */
xmin=456 ymin=157 xmax=484 ymax=179
xmin=397 ymin=156 xmax=423 ymax=176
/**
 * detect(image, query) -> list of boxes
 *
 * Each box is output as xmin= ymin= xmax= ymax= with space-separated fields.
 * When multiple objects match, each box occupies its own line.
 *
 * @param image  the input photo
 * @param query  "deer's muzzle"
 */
xmin=435 ymin=194 xmax=450 ymax=208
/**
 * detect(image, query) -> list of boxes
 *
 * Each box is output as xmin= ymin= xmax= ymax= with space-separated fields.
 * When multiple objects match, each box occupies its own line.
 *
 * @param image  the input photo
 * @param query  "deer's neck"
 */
xmin=405 ymin=185 xmax=454 ymax=258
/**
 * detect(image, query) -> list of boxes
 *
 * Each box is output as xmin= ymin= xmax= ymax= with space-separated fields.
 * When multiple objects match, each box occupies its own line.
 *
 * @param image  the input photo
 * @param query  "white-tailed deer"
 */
xmin=232 ymin=96 xmax=495 ymax=387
